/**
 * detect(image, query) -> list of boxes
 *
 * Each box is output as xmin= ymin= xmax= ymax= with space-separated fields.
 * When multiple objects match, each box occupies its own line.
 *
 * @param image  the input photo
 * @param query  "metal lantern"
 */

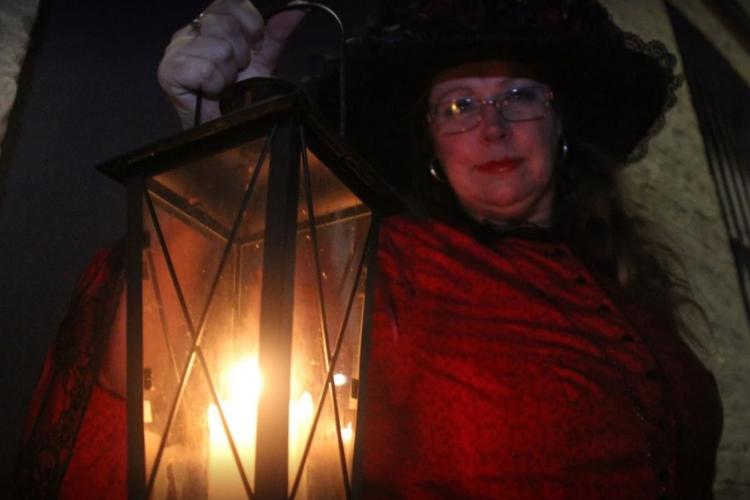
xmin=99 ymin=77 xmax=402 ymax=499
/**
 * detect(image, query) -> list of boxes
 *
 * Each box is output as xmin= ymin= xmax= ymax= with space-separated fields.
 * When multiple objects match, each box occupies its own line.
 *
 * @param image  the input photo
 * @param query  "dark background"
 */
xmin=0 ymin=0 xmax=373 ymax=488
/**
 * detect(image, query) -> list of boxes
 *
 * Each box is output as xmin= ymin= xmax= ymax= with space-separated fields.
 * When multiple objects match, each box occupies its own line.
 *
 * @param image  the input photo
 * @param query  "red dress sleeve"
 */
xmin=14 ymin=242 xmax=125 ymax=498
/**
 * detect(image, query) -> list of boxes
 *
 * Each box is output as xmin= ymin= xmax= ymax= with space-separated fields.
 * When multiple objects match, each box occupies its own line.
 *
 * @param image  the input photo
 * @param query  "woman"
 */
xmin=16 ymin=0 xmax=722 ymax=498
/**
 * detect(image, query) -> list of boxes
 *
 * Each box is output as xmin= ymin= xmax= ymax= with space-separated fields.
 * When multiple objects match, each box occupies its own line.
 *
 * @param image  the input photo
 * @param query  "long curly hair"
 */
xmin=553 ymin=142 xmax=709 ymax=349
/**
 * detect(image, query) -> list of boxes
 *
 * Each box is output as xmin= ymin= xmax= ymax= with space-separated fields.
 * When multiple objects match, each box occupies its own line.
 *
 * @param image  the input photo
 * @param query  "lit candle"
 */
xmin=206 ymin=356 xmax=318 ymax=498
xmin=207 ymin=358 xmax=262 ymax=499
xmin=342 ymin=421 xmax=353 ymax=450
xmin=289 ymin=390 xmax=314 ymax=498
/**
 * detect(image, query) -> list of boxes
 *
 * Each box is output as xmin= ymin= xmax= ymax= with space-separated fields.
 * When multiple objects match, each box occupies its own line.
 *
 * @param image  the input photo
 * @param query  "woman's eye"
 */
xmin=446 ymin=97 xmax=476 ymax=116
xmin=506 ymin=88 xmax=539 ymax=102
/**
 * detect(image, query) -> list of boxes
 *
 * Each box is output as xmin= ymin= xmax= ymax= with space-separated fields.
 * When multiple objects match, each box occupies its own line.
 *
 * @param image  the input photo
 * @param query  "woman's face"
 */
xmin=428 ymin=61 xmax=561 ymax=226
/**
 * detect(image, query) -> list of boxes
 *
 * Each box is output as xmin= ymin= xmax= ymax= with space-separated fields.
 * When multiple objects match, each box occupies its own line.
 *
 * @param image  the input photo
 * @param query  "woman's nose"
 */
xmin=481 ymin=103 xmax=511 ymax=140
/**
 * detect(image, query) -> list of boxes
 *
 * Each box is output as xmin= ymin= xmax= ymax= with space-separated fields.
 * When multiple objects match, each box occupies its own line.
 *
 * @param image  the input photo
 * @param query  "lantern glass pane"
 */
xmin=288 ymin=147 xmax=371 ymax=498
xmin=142 ymin=136 xmax=272 ymax=498
xmin=146 ymin=355 xmax=213 ymax=497
xmin=135 ymin=126 xmax=375 ymax=498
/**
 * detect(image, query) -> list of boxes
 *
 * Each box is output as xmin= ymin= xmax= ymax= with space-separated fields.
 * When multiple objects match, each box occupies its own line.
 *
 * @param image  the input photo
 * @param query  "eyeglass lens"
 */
xmin=430 ymin=86 xmax=551 ymax=134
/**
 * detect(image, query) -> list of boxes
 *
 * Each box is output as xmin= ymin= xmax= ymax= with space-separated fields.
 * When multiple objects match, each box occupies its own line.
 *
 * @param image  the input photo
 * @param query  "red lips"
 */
xmin=474 ymin=158 xmax=522 ymax=173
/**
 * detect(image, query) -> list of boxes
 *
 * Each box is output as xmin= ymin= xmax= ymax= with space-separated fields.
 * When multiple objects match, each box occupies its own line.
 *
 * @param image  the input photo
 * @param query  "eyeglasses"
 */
xmin=428 ymin=85 xmax=554 ymax=134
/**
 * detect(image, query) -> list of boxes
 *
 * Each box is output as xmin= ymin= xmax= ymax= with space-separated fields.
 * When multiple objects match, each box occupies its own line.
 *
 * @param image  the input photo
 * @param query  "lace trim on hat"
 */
xmin=619 ymin=34 xmax=682 ymax=164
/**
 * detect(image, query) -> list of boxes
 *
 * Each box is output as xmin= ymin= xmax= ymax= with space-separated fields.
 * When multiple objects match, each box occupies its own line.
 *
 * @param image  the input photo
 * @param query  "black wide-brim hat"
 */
xmin=314 ymin=0 xmax=680 ymax=191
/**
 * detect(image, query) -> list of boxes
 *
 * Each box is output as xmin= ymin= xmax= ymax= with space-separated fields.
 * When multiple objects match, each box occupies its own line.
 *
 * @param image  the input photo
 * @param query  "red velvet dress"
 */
xmin=15 ymin=216 xmax=722 ymax=499
xmin=358 ymin=216 xmax=721 ymax=499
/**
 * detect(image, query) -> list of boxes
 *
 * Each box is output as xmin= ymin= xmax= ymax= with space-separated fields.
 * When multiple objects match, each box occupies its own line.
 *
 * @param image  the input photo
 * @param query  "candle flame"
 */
xmin=342 ymin=421 xmax=353 ymax=443
xmin=332 ymin=373 xmax=348 ymax=387
xmin=207 ymin=356 xmax=262 ymax=497
xmin=224 ymin=357 xmax=263 ymax=403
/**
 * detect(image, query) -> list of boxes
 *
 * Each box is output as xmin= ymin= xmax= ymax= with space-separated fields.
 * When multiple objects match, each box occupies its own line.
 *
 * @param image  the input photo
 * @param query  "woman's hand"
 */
xmin=158 ymin=0 xmax=306 ymax=129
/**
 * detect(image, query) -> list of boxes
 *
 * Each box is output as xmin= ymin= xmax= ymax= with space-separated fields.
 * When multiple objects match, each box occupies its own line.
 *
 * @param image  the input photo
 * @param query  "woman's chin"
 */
xmin=463 ymin=193 xmax=551 ymax=226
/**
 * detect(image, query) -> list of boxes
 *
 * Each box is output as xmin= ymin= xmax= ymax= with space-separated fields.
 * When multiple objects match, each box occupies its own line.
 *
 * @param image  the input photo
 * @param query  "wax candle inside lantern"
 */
xmin=207 ymin=356 xmax=315 ymax=499
xmin=289 ymin=390 xmax=314 ymax=497
xmin=207 ymin=357 xmax=262 ymax=499
xmin=342 ymin=421 xmax=354 ymax=464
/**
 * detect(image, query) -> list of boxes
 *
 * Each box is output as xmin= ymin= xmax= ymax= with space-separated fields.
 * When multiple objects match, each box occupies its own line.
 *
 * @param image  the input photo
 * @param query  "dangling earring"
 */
xmin=429 ymin=158 xmax=447 ymax=183
xmin=559 ymin=137 xmax=569 ymax=165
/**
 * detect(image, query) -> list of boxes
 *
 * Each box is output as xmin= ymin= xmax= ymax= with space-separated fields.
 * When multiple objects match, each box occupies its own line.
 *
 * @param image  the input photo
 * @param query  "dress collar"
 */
xmin=470 ymin=220 xmax=562 ymax=244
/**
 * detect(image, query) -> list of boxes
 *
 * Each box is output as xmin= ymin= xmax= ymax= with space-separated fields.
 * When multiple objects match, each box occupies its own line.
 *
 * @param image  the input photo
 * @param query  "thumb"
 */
xmin=237 ymin=6 xmax=307 ymax=80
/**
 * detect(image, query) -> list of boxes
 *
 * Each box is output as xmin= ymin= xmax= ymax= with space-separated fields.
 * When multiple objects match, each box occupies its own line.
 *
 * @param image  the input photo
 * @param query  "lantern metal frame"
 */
xmin=99 ymin=83 xmax=403 ymax=499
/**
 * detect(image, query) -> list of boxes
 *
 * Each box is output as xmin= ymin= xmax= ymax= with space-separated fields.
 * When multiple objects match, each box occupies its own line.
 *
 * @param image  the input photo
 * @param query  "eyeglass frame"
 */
xmin=427 ymin=84 xmax=555 ymax=135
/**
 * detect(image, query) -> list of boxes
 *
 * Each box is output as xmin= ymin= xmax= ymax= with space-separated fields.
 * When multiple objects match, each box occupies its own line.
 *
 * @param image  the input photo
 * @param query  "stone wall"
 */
xmin=601 ymin=1 xmax=750 ymax=498
xmin=0 ymin=0 xmax=41 ymax=220
xmin=0 ymin=0 xmax=40 ymax=158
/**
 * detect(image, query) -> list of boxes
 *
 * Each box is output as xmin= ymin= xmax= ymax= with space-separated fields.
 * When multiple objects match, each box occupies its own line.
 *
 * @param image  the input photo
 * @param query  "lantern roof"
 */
xmin=97 ymin=82 xmax=404 ymax=216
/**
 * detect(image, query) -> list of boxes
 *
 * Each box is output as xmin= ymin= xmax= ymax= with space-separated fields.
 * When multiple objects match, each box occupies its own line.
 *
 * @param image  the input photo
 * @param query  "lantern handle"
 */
xmin=193 ymin=1 xmax=347 ymax=137
xmin=264 ymin=1 xmax=347 ymax=137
